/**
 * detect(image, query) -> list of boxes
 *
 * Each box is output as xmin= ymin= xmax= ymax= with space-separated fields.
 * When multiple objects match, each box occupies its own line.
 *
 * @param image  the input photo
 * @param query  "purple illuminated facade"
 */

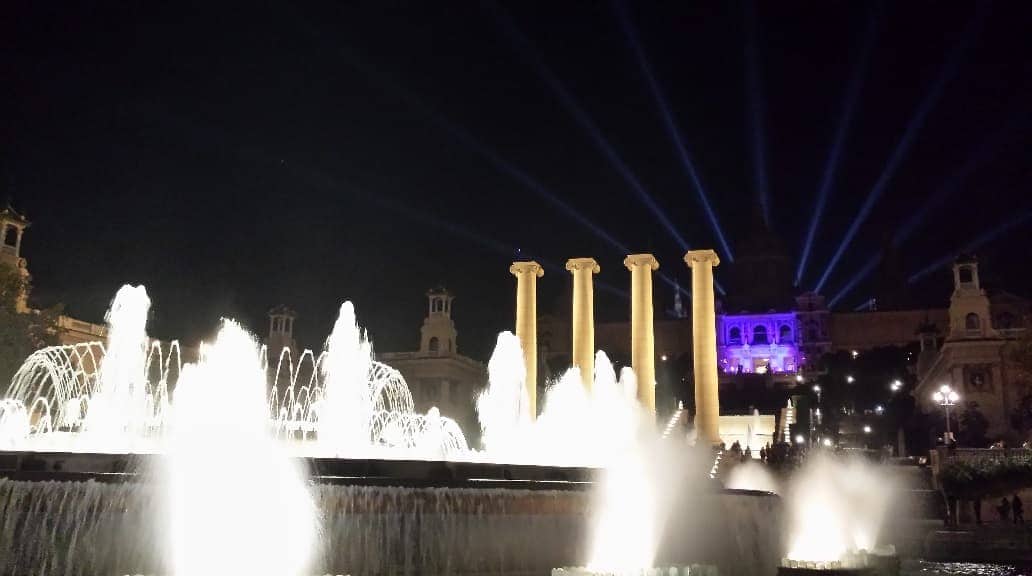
xmin=718 ymin=311 xmax=799 ymax=374
xmin=717 ymin=292 xmax=832 ymax=377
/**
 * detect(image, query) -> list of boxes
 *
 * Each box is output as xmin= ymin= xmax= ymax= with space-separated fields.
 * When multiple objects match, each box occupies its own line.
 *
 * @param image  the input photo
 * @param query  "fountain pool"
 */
xmin=0 ymin=284 xmax=786 ymax=576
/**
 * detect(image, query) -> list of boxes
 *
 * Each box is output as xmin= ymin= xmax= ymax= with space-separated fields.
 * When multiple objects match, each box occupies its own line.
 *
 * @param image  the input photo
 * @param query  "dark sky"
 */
xmin=3 ymin=1 xmax=1031 ymax=361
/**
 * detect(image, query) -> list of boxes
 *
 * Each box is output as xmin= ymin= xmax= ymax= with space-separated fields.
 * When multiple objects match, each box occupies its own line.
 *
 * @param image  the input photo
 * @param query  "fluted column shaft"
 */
xmin=510 ymin=261 xmax=544 ymax=419
xmin=624 ymin=254 xmax=659 ymax=413
xmin=685 ymin=249 xmax=721 ymax=445
xmin=566 ymin=258 xmax=600 ymax=390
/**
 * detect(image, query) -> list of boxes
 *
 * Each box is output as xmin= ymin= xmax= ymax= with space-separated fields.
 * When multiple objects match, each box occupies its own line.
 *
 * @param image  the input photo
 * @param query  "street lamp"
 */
xmin=846 ymin=375 xmax=855 ymax=384
xmin=795 ymin=374 xmax=804 ymax=383
xmin=890 ymin=379 xmax=903 ymax=392
xmin=874 ymin=404 xmax=884 ymax=415
xmin=863 ymin=425 xmax=872 ymax=434
xmin=932 ymin=384 xmax=959 ymax=441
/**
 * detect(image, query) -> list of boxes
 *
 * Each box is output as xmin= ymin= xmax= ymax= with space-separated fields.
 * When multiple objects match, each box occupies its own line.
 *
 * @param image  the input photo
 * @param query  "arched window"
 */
xmin=965 ymin=313 xmax=980 ymax=331
xmin=959 ymin=267 xmax=973 ymax=284
xmin=428 ymin=336 xmax=440 ymax=352
xmin=779 ymin=325 xmax=792 ymax=343
xmin=729 ymin=327 xmax=742 ymax=345
xmin=3 ymin=226 xmax=17 ymax=247
xmin=752 ymin=325 xmax=768 ymax=345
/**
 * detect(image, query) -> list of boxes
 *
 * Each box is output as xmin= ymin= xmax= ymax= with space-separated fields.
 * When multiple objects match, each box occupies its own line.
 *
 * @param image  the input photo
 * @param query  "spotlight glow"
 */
xmin=796 ymin=18 xmax=875 ymax=286
xmin=491 ymin=1 xmax=693 ymax=254
xmin=431 ymin=111 xmax=634 ymax=256
xmin=614 ymin=0 xmax=734 ymax=263
xmin=826 ymin=114 xmax=1021 ymax=307
xmin=909 ymin=210 xmax=1032 ymax=283
xmin=744 ymin=0 xmax=771 ymax=228
xmin=814 ymin=10 xmax=985 ymax=293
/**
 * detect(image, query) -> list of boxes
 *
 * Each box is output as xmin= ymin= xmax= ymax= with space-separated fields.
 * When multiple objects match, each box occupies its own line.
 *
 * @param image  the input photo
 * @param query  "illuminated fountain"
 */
xmin=0 ymin=252 xmax=787 ymax=576
xmin=0 ymin=287 xmax=468 ymax=459
xmin=780 ymin=454 xmax=898 ymax=575
xmin=167 ymin=320 xmax=317 ymax=576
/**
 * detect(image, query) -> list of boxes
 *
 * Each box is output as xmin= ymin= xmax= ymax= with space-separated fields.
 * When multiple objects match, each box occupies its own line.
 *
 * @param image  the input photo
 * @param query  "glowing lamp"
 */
xmin=933 ymin=384 xmax=959 ymax=439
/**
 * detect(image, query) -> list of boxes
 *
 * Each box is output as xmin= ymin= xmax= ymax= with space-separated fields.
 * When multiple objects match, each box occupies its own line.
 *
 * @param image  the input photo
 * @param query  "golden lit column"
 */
xmin=510 ymin=260 xmax=544 ymax=419
xmin=624 ymin=254 xmax=659 ymax=413
xmin=684 ymin=249 xmax=721 ymax=445
xmin=566 ymin=257 xmax=600 ymax=390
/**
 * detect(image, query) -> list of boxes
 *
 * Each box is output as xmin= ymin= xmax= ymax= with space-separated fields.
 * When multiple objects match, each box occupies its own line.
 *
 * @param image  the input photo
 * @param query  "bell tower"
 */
xmin=420 ymin=287 xmax=457 ymax=355
xmin=267 ymin=305 xmax=297 ymax=360
xmin=948 ymin=256 xmax=993 ymax=340
xmin=0 ymin=204 xmax=31 ymax=312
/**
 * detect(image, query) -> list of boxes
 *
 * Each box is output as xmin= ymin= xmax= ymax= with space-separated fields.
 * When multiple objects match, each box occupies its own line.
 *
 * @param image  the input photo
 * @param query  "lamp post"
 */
xmin=932 ymin=384 xmax=959 ymax=442
xmin=812 ymin=384 xmax=823 ymax=447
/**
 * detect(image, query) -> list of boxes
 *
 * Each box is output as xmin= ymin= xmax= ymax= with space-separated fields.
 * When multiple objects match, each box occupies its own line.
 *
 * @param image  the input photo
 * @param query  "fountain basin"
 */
xmin=0 ymin=452 xmax=783 ymax=576
xmin=552 ymin=565 xmax=718 ymax=576
xmin=777 ymin=568 xmax=874 ymax=576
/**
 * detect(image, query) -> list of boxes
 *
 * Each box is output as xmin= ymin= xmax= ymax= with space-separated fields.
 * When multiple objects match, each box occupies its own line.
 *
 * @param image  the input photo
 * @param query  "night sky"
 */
xmin=4 ymin=1 xmax=1031 ymax=361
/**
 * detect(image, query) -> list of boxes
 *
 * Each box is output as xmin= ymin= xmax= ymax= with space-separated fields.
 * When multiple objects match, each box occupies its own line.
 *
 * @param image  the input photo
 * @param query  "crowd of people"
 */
xmin=718 ymin=439 xmax=805 ymax=472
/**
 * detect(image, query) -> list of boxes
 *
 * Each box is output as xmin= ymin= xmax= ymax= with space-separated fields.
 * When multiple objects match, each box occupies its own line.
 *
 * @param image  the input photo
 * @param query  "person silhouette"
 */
xmin=1013 ymin=494 xmax=1024 ymax=524
xmin=998 ymin=497 xmax=1011 ymax=522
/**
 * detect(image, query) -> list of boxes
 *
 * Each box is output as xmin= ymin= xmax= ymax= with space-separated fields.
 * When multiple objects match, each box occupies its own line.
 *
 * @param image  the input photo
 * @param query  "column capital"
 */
xmin=624 ymin=253 xmax=659 ymax=271
xmin=510 ymin=261 xmax=544 ymax=278
xmin=565 ymin=257 xmax=600 ymax=274
xmin=684 ymin=249 xmax=720 ymax=268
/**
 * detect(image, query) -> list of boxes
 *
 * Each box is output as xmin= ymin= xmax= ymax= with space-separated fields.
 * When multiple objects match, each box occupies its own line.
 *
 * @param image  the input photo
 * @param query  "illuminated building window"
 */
xmin=729 ymin=327 xmax=742 ymax=345
xmin=779 ymin=324 xmax=792 ymax=343
xmin=429 ymin=336 xmax=440 ymax=352
xmin=752 ymin=325 xmax=768 ymax=345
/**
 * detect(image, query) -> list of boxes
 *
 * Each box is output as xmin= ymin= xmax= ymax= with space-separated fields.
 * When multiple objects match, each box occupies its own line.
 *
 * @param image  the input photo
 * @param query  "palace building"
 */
xmin=379 ymin=288 xmax=488 ymax=445
xmin=0 ymin=205 xmax=108 ymax=345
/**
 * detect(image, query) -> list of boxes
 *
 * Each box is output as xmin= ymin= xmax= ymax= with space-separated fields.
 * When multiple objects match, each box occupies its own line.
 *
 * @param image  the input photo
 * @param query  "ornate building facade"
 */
xmin=914 ymin=257 xmax=1031 ymax=440
xmin=379 ymin=288 xmax=487 ymax=446
xmin=0 ymin=205 xmax=108 ymax=345
xmin=538 ymin=248 xmax=1020 ymax=421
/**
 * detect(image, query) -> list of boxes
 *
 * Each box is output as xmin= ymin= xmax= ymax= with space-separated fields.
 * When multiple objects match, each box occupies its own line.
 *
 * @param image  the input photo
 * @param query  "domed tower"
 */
xmin=725 ymin=203 xmax=793 ymax=312
xmin=0 ymin=203 xmax=31 ymax=313
xmin=420 ymin=288 xmax=457 ymax=355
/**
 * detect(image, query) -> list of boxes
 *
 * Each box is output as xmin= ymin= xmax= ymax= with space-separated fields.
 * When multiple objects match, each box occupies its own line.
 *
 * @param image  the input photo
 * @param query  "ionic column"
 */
xmin=684 ymin=249 xmax=721 ymax=446
xmin=566 ymin=257 xmax=600 ymax=390
xmin=624 ymin=254 xmax=659 ymax=413
xmin=510 ymin=260 xmax=544 ymax=419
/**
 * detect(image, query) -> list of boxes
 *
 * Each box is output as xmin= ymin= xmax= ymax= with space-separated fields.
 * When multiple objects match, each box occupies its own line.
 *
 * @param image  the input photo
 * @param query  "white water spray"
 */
xmin=84 ymin=285 xmax=152 ymax=447
xmin=318 ymin=302 xmax=374 ymax=454
xmin=168 ymin=320 xmax=317 ymax=576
